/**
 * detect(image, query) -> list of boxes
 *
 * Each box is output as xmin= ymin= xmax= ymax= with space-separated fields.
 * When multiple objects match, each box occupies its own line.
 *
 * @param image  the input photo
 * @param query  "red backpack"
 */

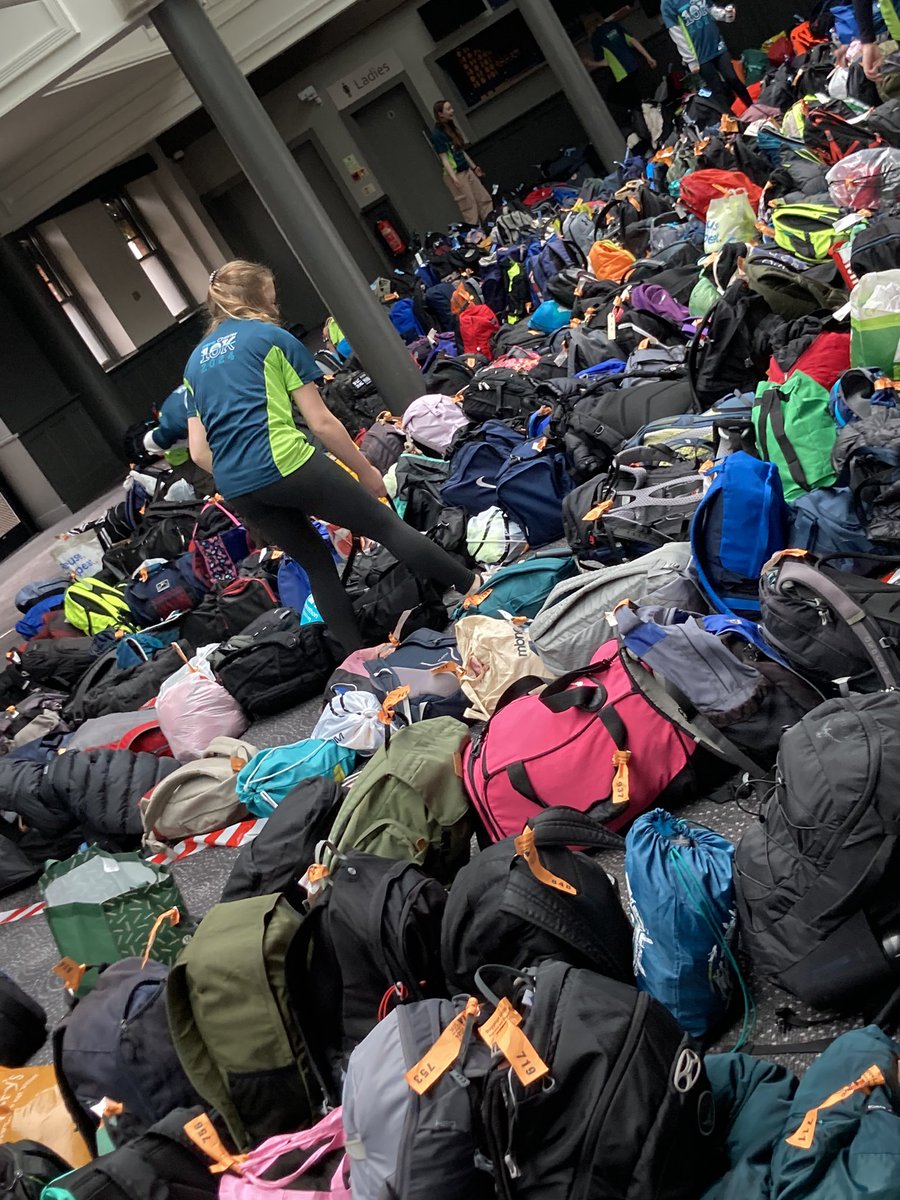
xmin=459 ymin=304 xmax=499 ymax=359
xmin=678 ymin=170 xmax=763 ymax=220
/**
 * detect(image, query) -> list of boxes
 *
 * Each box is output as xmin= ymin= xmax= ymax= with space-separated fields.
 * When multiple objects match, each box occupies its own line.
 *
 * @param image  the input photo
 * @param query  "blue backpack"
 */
xmin=625 ymin=809 xmax=743 ymax=1041
xmin=236 ymin=739 xmax=356 ymax=817
xmin=690 ymin=452 xmax=788 ymax=616
xmin=453 ymin=551 xmax=578 ymax=621
xmin=14 ymin=593 xmax=65 ymax=639
xmin=441 ymin=422 xmax=524 ymax=514
xmin=789 ymin=486 xmax=878 ymax=570
xmin=495 ymin=440 xmax=573 ymax=547
xmin=15 ymin=577 xmax=68 ymax=614
xmin=527 ymin=237 xmax=579 ymax=301
xmin=124 ymin=558 xmax=205 ymax=626
xmin=388 ymin=298 xmax=424 ymax=344
xmin=529 ymin=299 xmax=571 ymax=333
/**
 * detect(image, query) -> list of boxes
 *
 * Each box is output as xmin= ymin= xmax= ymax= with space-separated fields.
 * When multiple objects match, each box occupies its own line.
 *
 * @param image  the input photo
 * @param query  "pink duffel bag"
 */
xmin=462 ymin=639 xmax=700 ymax=840
xmin=219 ymin=1107 xmax=350 ymax=1199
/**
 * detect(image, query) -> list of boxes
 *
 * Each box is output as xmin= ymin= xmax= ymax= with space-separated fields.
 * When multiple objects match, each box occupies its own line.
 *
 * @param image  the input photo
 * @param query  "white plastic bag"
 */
xmin=49 ymin=531 xmax=104 ymax=579
xmin=827 ymin=148 xmax=900 ymax=210
xmin=156 ymin=644 xmax=220 ymax=704
xmin=703 ymin=191 xmax=757 ymax=253
xmin=157 ymin=669 xmax=248 ymax=762
xmin=312 ymin=691 xmax=389 ymax=755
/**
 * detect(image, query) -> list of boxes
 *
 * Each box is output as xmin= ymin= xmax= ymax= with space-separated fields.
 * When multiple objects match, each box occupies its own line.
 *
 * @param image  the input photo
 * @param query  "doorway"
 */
xmin=351 ymin=84 xmax=460 ymax=239
xmin=204 ymin=140 xmax=386 ymax=334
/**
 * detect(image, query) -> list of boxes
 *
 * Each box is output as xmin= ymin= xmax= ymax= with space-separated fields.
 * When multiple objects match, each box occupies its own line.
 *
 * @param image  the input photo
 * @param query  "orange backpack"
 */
xmin=588 ymin=240 xmax=636 ymax=282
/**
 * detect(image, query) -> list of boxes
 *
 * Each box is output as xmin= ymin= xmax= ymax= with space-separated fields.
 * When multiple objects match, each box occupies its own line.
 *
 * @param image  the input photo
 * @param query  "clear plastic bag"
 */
xmin=704 ymin=191 xmax=757 ymax=253
xmin=157 ymin=669 xmax=248 ymax=763
xmin=850 ymin=269 xmax=900 ymax=381
xmin=827 ymin=148 xmax=900 ymax=210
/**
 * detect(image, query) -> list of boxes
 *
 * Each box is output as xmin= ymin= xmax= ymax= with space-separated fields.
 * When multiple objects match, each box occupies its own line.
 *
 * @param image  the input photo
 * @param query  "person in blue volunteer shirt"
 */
xmin=582 ymin=12 xmax=658 ymax=111
xmin=143 ymin=384 xmax=191 ymax=460
xmin=660 ymin=0 xmax=752 ymax=107
xmin=184 ymin=260 xmax=479 ymax=653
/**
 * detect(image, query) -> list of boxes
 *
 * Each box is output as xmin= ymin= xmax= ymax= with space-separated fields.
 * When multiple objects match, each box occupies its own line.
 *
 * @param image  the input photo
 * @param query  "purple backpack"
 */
xmin=629 ymin=283 xmax=691 ymax=327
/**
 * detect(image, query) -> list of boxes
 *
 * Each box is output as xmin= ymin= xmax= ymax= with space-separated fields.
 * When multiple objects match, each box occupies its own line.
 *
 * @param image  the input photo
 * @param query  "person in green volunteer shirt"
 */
xmin=582 ymin=11 xmax=658 ymax=111
xmin=431 ymin=100 xmax=493 ymax=226
xmin=185 ymin=260 xmax=479 ymax=653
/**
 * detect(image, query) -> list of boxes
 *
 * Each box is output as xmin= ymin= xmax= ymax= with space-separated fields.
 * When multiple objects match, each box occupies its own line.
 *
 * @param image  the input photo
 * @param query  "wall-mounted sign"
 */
xmin=328 ymin=51 xmax=403 ymax=110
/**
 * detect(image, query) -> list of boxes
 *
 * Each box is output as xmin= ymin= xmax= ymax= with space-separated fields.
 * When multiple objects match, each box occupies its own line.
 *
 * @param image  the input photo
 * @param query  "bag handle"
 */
xmin=768 ymin=553 xmax=900 ymax=690
xmin=527 ymin=806 xmax=625 ymax=852
xmin=240 ymin=1131 xmax=346 ymax=1190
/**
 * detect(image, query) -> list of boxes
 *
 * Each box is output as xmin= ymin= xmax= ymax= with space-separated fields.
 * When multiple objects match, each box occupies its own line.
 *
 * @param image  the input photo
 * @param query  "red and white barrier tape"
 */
xmin=0 ymin=818 xmax=266 ymax=924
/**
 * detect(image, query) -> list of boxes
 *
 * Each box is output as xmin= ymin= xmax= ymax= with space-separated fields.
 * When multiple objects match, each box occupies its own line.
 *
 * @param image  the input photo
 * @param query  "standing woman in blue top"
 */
xmin=184 ymin=260 xmax=479 ymax=652
xmin=431 ymin=101 xmax=493 ymax=227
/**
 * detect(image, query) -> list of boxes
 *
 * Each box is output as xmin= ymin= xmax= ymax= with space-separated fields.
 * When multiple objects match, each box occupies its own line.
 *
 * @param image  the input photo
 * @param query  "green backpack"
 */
xmin=772 ymin=203 xmax=842 ymax=262
xmin=166 ymin=893 xmax=323 ymax=1151
xmin=326 ymin=716 xmax=472 ymax=881
xmin=63 ymin=578 xmax=135 ymax=635
xmin=753 ymin=370 xmax=837 ymax=502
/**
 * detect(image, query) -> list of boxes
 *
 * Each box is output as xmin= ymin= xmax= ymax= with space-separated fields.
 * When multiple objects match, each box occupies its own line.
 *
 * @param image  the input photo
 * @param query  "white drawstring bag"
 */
xmin=312 ymin=691 xmax=392 ymax=755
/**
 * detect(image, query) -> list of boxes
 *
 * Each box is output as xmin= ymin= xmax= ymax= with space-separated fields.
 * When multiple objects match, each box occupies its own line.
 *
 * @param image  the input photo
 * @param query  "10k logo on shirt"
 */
xmin=199 ymin=332 xmax=237 ymax=369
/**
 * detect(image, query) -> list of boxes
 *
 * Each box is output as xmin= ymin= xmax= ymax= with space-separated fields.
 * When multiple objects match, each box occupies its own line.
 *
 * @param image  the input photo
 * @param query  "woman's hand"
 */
xmin=862 ymin=42 xmax=883 ymax=80
xmin=474 ymin=165 xmax=485 ymax=178
xmin=359 ymin=461 xmax=388 ymax=499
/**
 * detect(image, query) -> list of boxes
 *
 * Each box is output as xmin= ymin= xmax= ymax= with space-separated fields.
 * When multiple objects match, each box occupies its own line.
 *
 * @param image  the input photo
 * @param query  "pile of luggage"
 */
xmin=5 ymin=17 xmax=900 ymax=1200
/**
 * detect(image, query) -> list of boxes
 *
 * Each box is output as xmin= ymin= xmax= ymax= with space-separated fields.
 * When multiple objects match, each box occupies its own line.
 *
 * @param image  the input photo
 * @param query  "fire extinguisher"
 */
xmin=377 ymin=219 xmax=406 ymax=256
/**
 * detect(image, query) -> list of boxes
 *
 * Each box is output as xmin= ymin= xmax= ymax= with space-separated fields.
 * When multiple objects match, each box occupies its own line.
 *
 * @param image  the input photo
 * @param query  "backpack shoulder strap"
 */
xmin=757 ymin=388 xmax=811 ymax=492
xmin=52 ymin=1020 xmax=99 ymax=1154
xmin=772 ymin=556 xmax=900 ymax=689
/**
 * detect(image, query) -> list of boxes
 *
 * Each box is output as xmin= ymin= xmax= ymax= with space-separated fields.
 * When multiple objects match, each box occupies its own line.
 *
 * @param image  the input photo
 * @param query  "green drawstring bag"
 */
xmin=851 ymin=270 xmax=900 ymax=381
xmin=689 ymin=275 xmax=719 ymax=318
xmin=39 ymin=846 xmax=193 ymax=998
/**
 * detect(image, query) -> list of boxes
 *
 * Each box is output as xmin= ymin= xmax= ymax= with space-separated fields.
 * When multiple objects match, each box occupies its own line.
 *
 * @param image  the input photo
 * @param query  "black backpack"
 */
xmin=759 ymin=551 xmax=900 ymax=693
xmin=478 ymin=961 xmax=719 ymax=1200
xmin=16 ymin=640 xmax=95 ymax=690
xmin=123 ymin=418 xmax=159 ymax=469
xmin=461 ymin=368 xmax=542 ymax=425
xmin=863 ymin=98 xmax=900 ymax=147
xmin=48 ymin=1107 xmax=220 ymax=1200
xmin=850 ymin=214 xmax=900 ymax=278
xmin=63 ymin=641 xmax=191 ymax=724
xmin=289 ymin=851 xmax=448 ymax=1091
xmin=0 ymin=972 xmax=46 ymax=1067
xmin=442 ymin=809 xmax=632 ymax=995
xmin=53 ymin=958 xmax=202 ymax=1152
xmin=804 ymin=108 xmax=883 ymax=164
xmin=322 ymin=368 xmax=383 ymax=435
xmin=735 ymin=692 xmax=900 ymax=1010
xmin=210 ymin=607 xmax=337 ymax=719
xmin=0 ymin=1142 xmax=71 ymax=1200
xmin=688 ymin=284 xmax=775 ymax=409
xmin=424 ymin=354 xmax=489 ymax=396
xmin=221 ymin=776 xmax=343 ymax=902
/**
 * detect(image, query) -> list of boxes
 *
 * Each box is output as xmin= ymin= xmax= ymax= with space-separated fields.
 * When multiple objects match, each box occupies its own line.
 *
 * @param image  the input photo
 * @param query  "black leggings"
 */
xmin=699 ymin=48 xmax=752 ymax=108
xmin=231 ymin=451 xmax=475 ymax=653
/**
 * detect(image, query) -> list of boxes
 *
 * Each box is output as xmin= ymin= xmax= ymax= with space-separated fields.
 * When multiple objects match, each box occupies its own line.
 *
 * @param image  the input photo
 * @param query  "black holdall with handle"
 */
xmin=0 ymin=1141 xmax=72 ymax=1200
xmin=758 ymin=549 xmax=900 ymax=692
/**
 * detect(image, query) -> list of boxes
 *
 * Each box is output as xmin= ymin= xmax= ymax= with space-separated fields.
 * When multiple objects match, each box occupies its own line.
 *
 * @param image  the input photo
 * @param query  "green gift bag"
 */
xmin=39 ymin=846 xmax=193 ymax=995
xmin=851 ymin=270 xmax=900 ymax=381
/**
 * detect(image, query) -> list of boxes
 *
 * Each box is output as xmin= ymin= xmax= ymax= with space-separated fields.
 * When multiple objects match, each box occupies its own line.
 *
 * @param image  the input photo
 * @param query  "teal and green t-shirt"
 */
xmin=432 ymin=126 xmax=469 ymax=173
xmin=183 ymin=319 xmax=323 ymax=500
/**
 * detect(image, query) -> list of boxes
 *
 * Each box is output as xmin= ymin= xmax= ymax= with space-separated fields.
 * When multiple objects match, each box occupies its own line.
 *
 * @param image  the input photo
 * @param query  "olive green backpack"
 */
xmin=325 ymin=716 xmax=472 ymax=882
xmin=166 ymin=894 xmax=325 ymax=1151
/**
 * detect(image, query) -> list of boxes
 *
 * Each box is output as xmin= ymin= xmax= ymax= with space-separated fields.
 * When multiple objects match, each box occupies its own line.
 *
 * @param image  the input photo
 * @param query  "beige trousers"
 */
xmin=443 ymin=166 xmax=493 ymax=224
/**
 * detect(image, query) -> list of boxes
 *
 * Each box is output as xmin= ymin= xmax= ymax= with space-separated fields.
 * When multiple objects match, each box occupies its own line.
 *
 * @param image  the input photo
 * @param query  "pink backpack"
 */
xmin=218 ymin=1108 xmax=350 ymax=1199
xmin=463 ymin=640 xmax=699 ymax=839
xmin=402 ymin=394 xmax=469 ymax=454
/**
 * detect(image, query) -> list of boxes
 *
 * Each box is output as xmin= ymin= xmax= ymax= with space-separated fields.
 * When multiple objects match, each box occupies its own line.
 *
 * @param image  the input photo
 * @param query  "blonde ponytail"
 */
xmin=205 ymin=259 xmax=280 ymax=333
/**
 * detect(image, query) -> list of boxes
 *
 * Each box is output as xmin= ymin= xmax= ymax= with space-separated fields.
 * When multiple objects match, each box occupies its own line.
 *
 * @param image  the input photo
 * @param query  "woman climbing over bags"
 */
xmin=431 ymin=100 xmax=494 ymax=226
xmin=185 ymin=260 xmax=480 ymax=654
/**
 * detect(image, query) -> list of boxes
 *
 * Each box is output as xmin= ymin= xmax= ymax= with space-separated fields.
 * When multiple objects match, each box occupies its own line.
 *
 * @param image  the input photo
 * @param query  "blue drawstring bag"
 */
xmin=236 ymin=738 xmax=356 ymax=817
xmin=276 ymin=556 xmax=312 ymax=614
xmin=301 ymin=594 xmax=322 ymax=625
xmin=625 ymin=809 xmax=749 ymax=1042
xmin=14 ymin=592 xmax=65 ymax=639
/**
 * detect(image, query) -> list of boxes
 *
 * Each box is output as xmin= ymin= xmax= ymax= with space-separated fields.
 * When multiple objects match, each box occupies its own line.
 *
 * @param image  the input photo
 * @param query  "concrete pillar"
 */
xmin=516 ymin=0 xmax=626 ymax=170
xmin=0 ymin=237 xmax=127 ymax=452
xmin=149 ymin=0 xmax=424 ymax=412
